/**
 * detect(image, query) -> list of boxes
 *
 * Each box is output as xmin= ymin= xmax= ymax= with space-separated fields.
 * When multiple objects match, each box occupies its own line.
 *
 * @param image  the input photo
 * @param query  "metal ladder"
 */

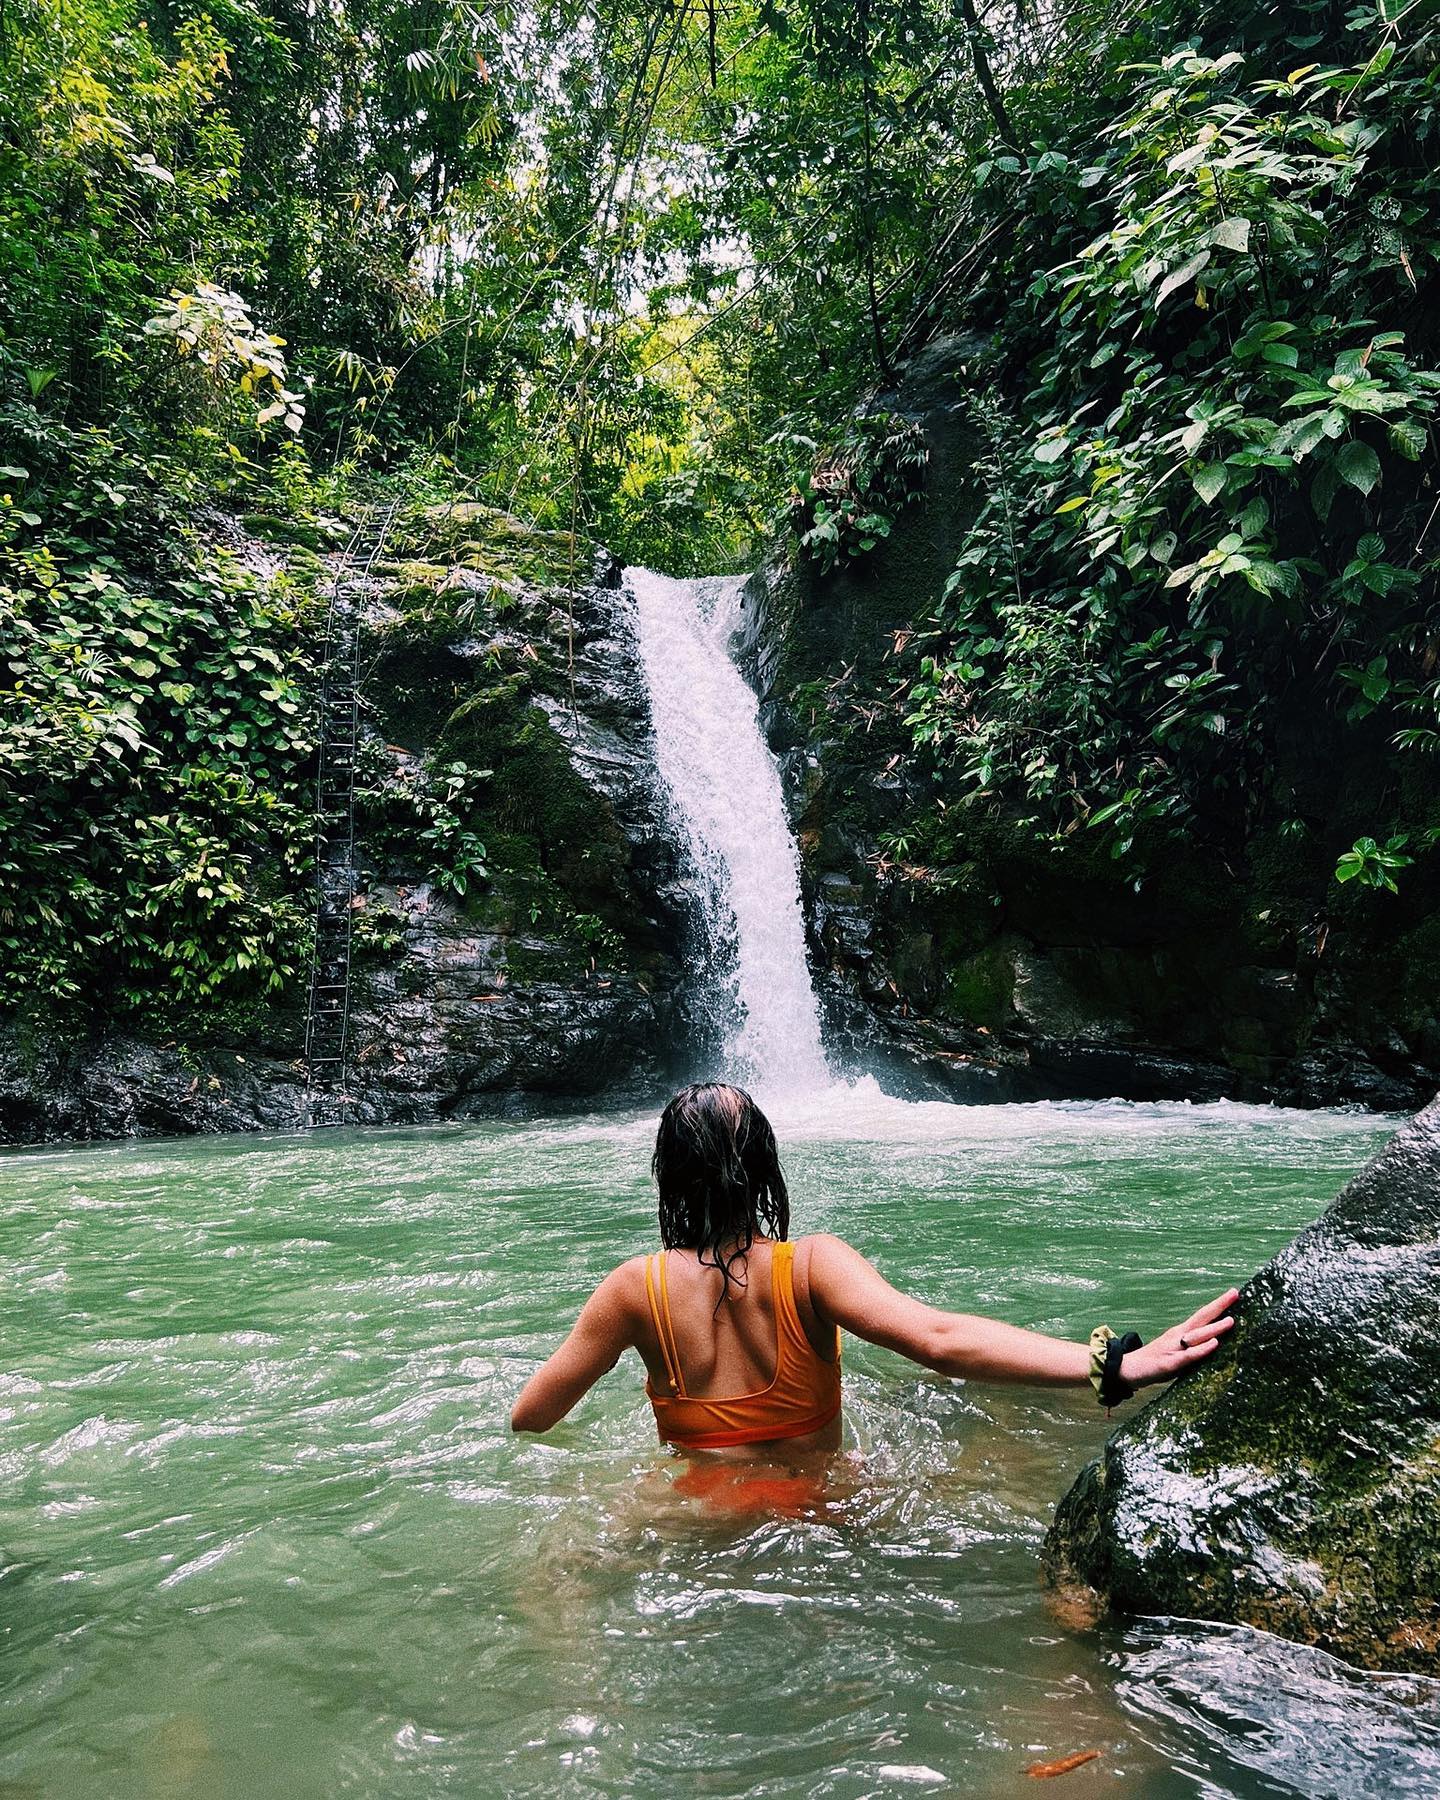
xmin=301 ymin=499 xmax=400 ymax=1128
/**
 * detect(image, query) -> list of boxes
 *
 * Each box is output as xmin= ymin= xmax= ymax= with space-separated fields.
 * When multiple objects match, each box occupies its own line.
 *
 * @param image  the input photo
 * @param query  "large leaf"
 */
xmin=1209 ymin=217 xmax=1251 ymax=254
xmin=1336 ymin=440 xmax=1381 ymax=497
xmin=1155 ymin=251 xmax=1211 ymax=309
xmin=1389 ymin=418 xmax=1427 ymax=461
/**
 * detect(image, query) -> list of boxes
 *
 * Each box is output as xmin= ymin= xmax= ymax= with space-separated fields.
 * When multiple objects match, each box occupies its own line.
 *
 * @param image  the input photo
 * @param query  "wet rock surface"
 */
xmin=1044 ymin=1095 xmax=1440 ymax=1673
xmin=735 ymin=337 xmax=1440 ymax=1111
xmin=0 ymin=521 xmax=690 ymax=1145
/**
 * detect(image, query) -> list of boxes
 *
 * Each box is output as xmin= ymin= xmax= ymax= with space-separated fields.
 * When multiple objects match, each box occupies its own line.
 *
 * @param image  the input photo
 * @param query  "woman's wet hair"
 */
xmin=652 ymin=1082 xmax=789 ymax=1296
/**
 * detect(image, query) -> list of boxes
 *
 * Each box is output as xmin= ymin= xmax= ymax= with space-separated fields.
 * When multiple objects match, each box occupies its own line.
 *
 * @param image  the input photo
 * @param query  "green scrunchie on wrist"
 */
xmin=1088 ymin=1323 xmax=1144 ymax=1408
xmin=1087 ymin=1324 xmax=1115 ymax=1401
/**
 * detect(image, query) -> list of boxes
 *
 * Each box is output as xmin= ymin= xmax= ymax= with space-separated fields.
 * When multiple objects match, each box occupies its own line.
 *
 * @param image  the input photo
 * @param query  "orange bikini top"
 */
xmin=643 ymin=1240 xmax=842 ymax=1450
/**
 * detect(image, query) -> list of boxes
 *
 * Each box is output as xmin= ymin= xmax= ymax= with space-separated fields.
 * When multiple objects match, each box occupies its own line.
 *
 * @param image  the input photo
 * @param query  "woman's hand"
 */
xmin=1121 ymin=1287 xmax=1239 ymax=1390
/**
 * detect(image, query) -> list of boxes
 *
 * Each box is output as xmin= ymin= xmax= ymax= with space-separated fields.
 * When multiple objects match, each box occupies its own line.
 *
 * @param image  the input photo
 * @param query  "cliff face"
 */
xmin=0 ymin=509 xmax=695 ymax=1143
xmin=1044 ymin=1095 xmax=1440 ymax=1674
xmin=7 ymin=337 xmax=1439 ymax=1145
xmin=736 ymin=336 xmax=1440 ymax=1111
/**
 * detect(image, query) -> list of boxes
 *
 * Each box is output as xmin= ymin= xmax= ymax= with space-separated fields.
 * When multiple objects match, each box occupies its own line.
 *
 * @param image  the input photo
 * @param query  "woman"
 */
xmin=511 ymin=1082 xmax=1237 ymax=1456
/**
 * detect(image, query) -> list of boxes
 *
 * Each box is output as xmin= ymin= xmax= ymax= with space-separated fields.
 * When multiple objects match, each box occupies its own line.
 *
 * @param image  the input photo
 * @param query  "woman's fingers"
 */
xmin=1165 ymin=1312 xmax=1234 ymax=1355
xmin=1121 ymin=1289 xmax=1241 ymax=1389
xmin=1144 ymin=1321 xmax=1235 ymax=1381
xmin=1181 ymin=1287 xmax=1240 ymax=1332
xmin=1166 ymin=1325 xmax=1234 ymax=1367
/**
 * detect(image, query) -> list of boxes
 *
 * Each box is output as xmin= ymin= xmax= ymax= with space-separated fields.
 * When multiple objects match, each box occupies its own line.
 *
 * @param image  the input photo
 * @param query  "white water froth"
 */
xmin=629 ymin=567 xmax=829 ymax=1095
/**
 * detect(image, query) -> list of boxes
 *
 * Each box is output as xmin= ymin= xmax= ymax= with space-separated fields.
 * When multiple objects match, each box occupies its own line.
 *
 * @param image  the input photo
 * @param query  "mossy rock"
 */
xmin=1044 ymin=1095 xmax=1440 ymax=1672
xmin=375 ymin=558 xmax=454 ymax=597
xmin=1392 ymin=916 xmax=1440 ymax=1020
xmin=409 ymin=503 xmax=591 ymax=588
xmin=438 ymin=688 xmax=631 ymax=921
xmin=939 ymin=942 xmax=1015 ymax=1030
xmin=367 ymin=638 xmax=475 ymax=748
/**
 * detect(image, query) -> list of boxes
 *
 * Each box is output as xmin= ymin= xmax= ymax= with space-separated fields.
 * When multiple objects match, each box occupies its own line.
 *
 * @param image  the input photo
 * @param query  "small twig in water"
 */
xmin=1024 ymin=1748 xmax=1103 ymax=1779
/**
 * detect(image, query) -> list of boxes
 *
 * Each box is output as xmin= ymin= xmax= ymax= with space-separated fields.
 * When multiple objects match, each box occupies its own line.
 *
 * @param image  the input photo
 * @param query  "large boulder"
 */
xmin=1044 ymin=1095 xmax=1440 ymax=1672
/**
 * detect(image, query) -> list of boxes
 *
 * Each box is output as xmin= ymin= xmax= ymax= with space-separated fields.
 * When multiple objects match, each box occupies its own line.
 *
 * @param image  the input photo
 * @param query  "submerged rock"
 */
xmin=1044 ymin=1095 xmax=1440 ymax=1673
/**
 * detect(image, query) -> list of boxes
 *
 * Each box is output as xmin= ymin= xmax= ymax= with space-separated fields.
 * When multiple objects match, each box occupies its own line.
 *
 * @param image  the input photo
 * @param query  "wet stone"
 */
xmin=1043 ymin=1094 xmax=1440 ymax=1673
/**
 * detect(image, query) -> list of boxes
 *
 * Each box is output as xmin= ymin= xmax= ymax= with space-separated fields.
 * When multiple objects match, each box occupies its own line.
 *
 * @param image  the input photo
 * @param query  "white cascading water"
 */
xmin=629 ymin=568 xmax=830 ymax=1095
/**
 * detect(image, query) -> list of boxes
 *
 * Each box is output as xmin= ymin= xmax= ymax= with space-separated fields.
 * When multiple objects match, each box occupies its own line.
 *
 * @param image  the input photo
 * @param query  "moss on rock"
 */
xmin=1044 ymin=1095 xmax=1440 ymax=1673
xmin=940 ymin=942 xmax=1015 ymax=1029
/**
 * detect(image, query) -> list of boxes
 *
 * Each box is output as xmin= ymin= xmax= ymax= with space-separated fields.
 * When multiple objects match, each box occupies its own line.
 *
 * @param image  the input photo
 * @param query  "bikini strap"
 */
xmin=773 ymin=1238 xmax=839 ymax=1360
xmin=771 ymin=1240 xmax=804 ymax=1350
xmin=644 ymin=1252 xmax=685 ymax=1396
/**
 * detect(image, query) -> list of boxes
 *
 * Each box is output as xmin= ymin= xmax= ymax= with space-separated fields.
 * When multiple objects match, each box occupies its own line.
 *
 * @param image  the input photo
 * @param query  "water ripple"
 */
xmin=0 ymin=1099 xmax=1417 ymax=1797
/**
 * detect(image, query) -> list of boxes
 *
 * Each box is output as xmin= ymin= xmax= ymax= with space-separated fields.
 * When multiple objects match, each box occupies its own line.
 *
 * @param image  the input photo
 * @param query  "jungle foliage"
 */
xmin=902 ymin=4 xmax=1440 ymax=879
xmin=0 ymin=0 xmax=1435 ymax=1026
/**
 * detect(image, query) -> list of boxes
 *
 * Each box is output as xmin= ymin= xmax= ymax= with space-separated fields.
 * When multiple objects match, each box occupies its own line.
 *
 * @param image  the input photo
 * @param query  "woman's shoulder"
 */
xmin=790 ymin=1233 xmax=870 ymax=1293
xmin=590 ymin=1253 xmax=653 ymax=1309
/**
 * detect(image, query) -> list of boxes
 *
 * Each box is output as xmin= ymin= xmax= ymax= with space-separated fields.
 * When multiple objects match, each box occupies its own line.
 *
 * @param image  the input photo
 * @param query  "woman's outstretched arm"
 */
xmin=510 ymin=1262 xmax=640 ymax=1432
xmin=804 ymin=1234 xmax=1236 ymax=1390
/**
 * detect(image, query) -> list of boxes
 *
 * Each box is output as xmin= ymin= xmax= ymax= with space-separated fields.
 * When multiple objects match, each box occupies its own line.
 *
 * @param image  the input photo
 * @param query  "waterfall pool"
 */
xmin=4 ymin=1092 xmax=1439 ymax=1799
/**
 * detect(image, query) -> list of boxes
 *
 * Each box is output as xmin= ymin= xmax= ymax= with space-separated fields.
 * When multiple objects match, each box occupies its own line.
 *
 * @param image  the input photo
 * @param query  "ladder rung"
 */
xmin=304 ymin=517 xmax=398 ymax=1098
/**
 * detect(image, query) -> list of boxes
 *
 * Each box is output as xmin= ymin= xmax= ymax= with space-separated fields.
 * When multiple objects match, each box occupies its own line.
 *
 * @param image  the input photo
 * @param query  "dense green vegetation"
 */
xmin=1 ymin=0 xmax=1435 ymax=1030
xmin=904 ymin=11 xmax=1440 ymax=882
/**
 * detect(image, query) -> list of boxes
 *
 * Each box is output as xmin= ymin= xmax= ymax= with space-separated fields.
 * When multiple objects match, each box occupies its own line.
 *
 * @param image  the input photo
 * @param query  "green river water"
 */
xmin=4 ymin=1090 xmax=1439 ymax=1799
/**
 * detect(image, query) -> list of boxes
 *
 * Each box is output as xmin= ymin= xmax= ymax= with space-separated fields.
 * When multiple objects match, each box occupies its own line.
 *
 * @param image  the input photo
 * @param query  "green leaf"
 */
xmin=1192 ymin=464 xmax=1227 ymax=504
xmin=1233 ymin=322 xmax=1295 ymax=357
xmin=1149 ymin=531 xmax=1178 ymax=565
xmin=1389 ymin=418 xmax=1426 ymax=461
xmin=1311 ymin=460 xmax=1340 ymax=522
xmin=1336 ymin=440 xmax=1381 ymax=496
xmin=1155 ymin=250 xmax=1211 ymax=310
xmin=1209 ymin=217 xmax=1251 ymax=254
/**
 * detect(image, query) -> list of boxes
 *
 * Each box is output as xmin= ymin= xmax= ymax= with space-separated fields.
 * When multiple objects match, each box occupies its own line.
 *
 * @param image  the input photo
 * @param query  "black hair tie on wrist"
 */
xmin=1099 ymin=1331 xmax=1144 ymax=1408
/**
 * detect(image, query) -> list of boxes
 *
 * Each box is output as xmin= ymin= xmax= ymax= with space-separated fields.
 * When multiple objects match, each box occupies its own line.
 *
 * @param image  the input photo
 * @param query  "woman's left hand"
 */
xmin=1120 ymin=1287 xmax=1240 ymax=1389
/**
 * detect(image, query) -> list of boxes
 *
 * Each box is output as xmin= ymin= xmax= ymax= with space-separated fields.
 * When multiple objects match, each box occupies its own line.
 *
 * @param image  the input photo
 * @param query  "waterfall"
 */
xmin=629 ymin=568 xmax=830 ymax=1095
